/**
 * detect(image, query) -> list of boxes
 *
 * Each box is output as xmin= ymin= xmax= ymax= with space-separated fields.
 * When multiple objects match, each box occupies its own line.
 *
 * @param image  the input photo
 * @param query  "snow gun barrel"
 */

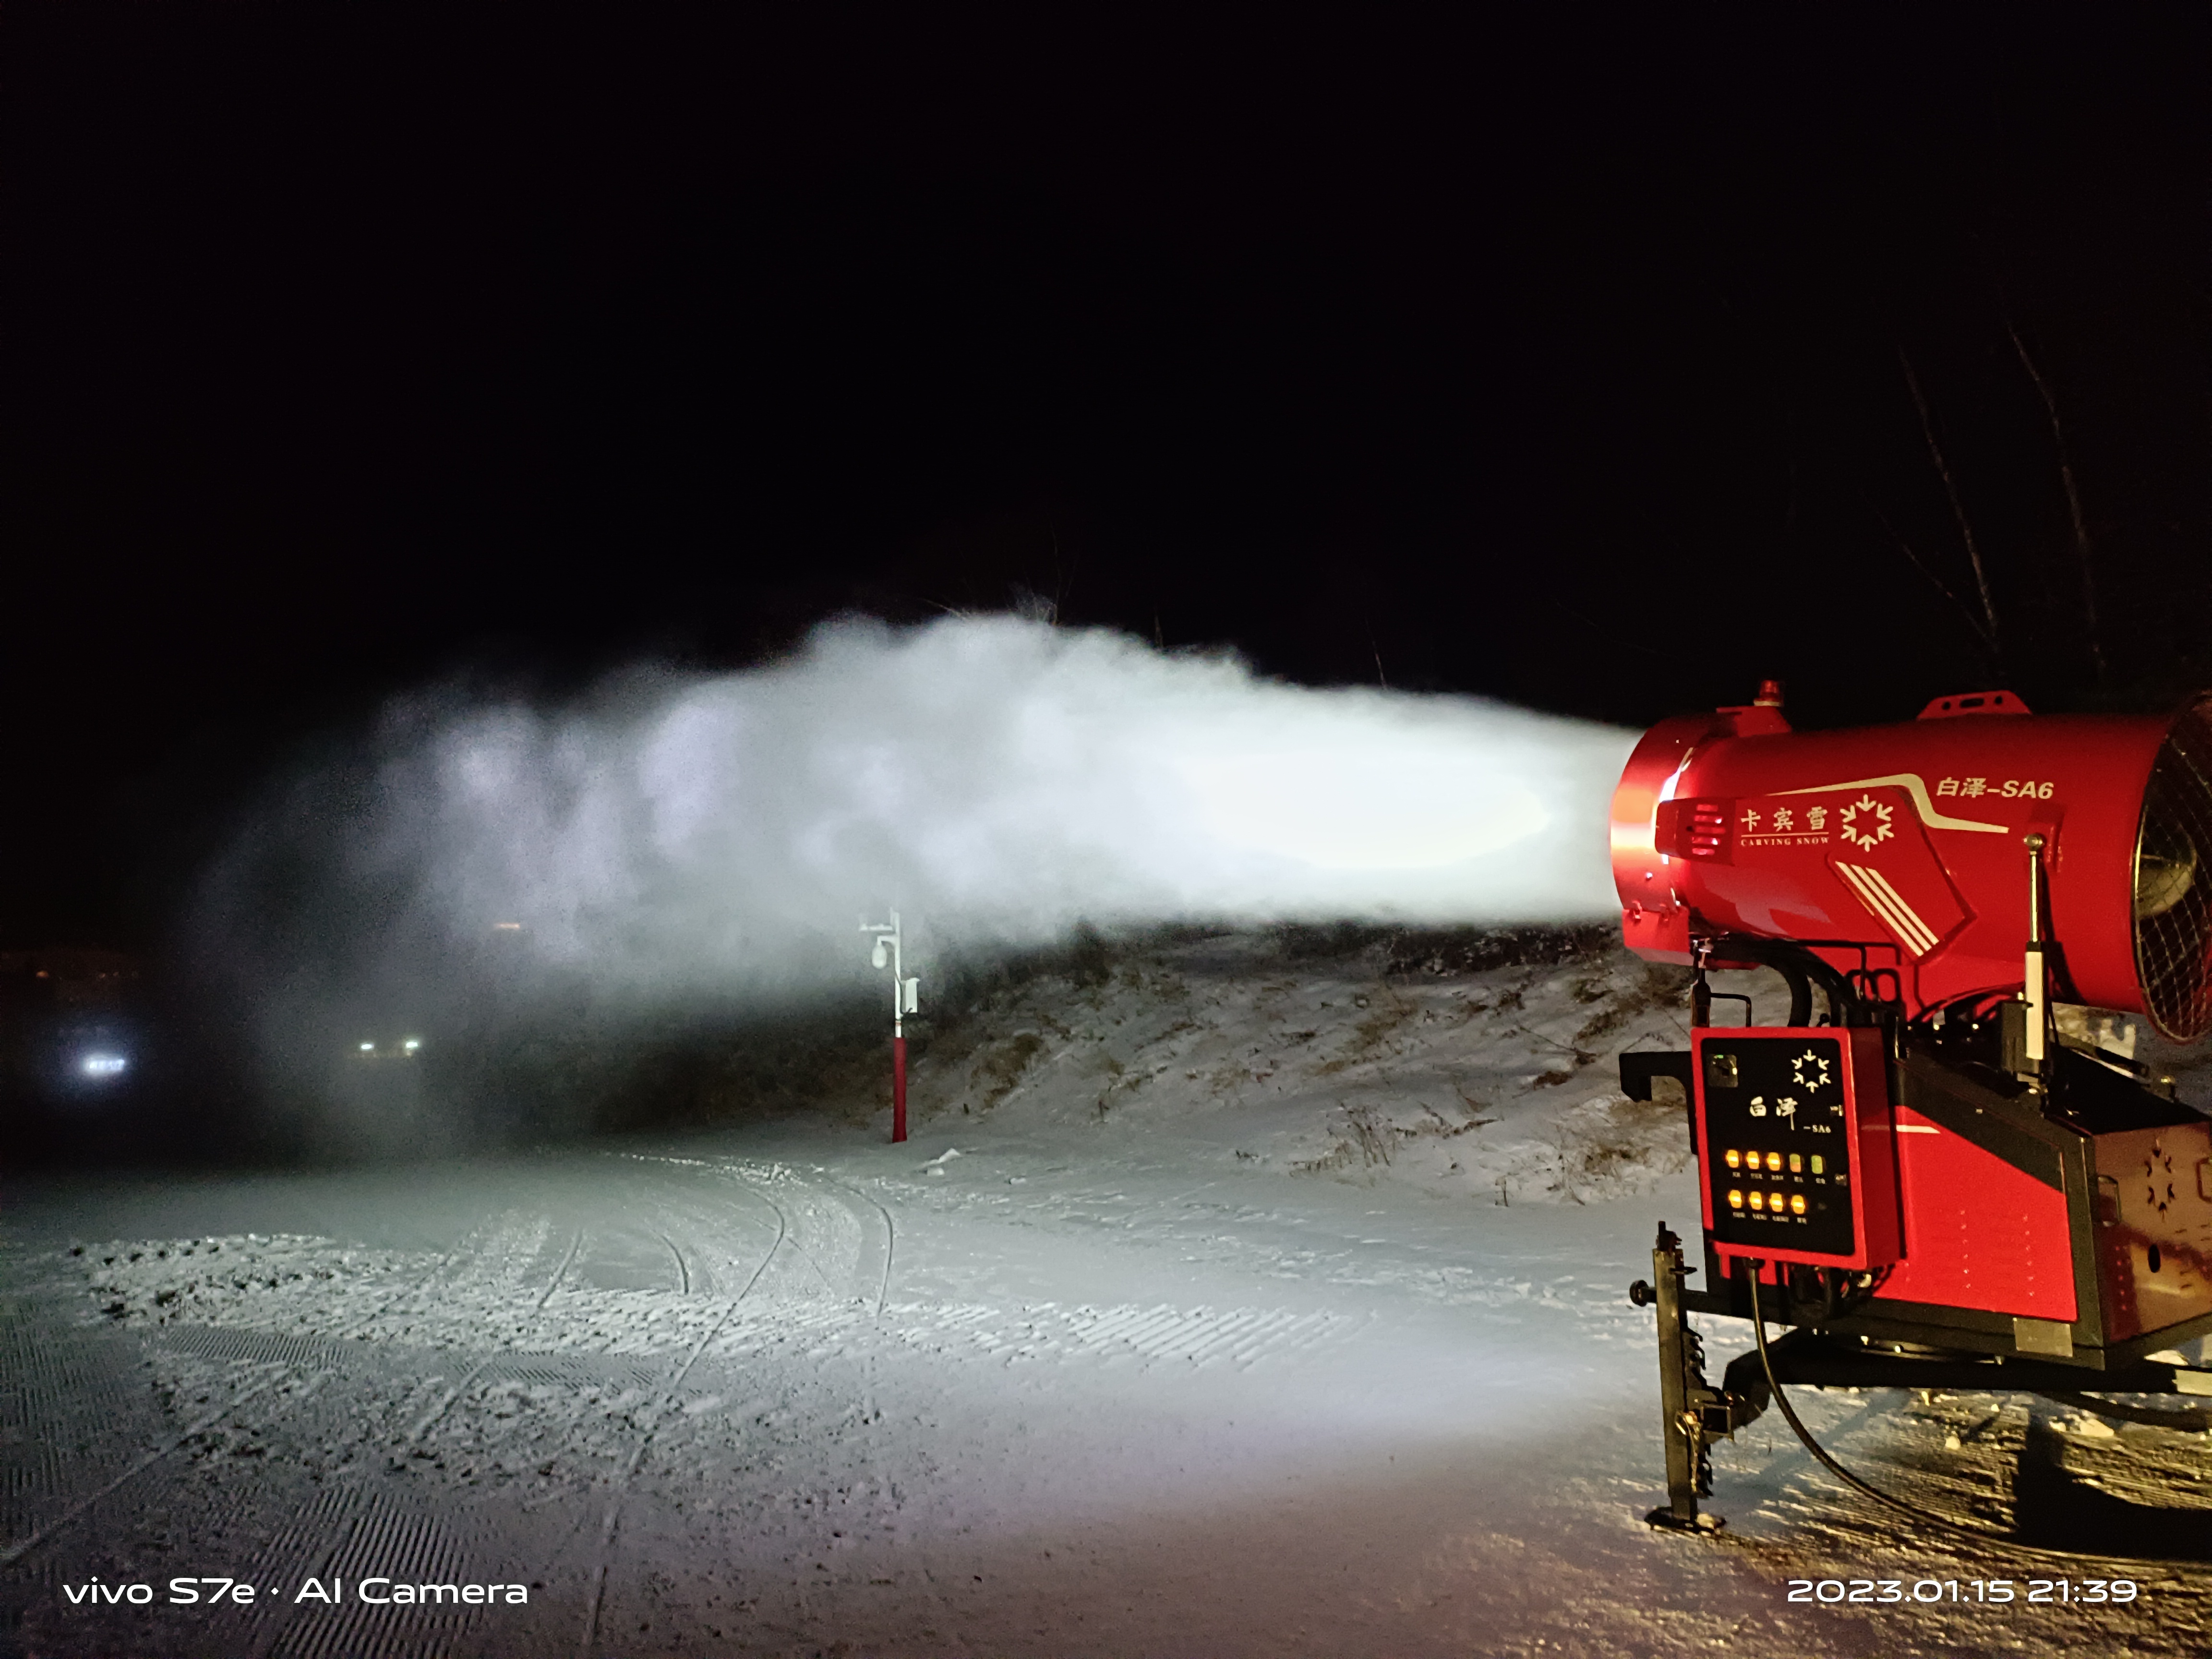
xmin=1608 ymin=681 xmax=2212 ymax=1041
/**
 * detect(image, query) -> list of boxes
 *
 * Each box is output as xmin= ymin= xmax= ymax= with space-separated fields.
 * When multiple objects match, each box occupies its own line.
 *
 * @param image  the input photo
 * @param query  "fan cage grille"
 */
xmin=2134 ymin=697 xmax=2212 ymax=1042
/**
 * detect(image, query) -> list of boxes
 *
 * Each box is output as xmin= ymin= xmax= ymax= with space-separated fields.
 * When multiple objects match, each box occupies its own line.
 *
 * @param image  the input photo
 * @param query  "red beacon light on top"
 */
xmin=1611 ymin=681 xmax=2212 ymax=1538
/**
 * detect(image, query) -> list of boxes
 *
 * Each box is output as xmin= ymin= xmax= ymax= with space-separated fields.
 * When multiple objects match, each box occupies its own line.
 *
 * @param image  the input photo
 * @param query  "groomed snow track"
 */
xmin=13 ymin=937 xmax=2212 ymax=1656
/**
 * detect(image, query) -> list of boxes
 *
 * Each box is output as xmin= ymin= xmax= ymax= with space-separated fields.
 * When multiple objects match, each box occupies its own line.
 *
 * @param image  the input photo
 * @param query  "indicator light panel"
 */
xmin=1692 ymin=1027 xmax=1902 ymax=1271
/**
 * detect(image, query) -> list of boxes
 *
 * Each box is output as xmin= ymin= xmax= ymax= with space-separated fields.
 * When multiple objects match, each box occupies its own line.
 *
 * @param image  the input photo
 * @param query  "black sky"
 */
xmin=9 ymin=9 xmax=2212 ymax=947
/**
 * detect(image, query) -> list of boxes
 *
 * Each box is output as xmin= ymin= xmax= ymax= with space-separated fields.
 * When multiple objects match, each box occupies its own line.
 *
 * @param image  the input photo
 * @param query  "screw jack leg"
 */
xmin=1630 ymin=1222 xmax=1735 ymax=1533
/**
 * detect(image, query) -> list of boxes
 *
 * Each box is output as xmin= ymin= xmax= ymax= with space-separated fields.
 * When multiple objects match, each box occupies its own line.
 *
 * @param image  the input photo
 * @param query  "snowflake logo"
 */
xmin=1839 ymin=794 xmax=1893 ymax=851
xmin=1791 ymin=1049 xmax=1832 ymax=1093
xmin=2145 ymin=1142 xmax=2176 ymax=1216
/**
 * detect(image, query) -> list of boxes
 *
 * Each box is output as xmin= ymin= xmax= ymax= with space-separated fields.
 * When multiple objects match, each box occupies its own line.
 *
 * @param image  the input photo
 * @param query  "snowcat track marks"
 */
xmin=656 ymin=1231 xmax=690 ymax=1296
xmin=0 ymin=1368 xmax=308 ymax=1568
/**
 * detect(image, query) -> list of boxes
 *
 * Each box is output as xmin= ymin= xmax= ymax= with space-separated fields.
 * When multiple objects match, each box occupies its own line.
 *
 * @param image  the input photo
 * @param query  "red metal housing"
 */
xmin=1611 ymin=689 xmax=2212 ymax=1039
xmin=1875 ymin=1098 xmax=2078 ymax=1324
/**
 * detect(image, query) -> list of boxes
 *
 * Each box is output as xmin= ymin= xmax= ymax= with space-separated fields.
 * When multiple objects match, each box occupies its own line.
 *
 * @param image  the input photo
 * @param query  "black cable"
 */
xmin=1743 ymin=1261 xmax=2178 ymax=1566
xmin=1709 ymin=938 xmax=1858 ymax=1026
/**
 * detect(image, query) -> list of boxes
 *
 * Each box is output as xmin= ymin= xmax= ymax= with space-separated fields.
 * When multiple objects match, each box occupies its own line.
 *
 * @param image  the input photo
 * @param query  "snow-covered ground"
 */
xmin=8 ymin=928 xmax=2212 ymax=1658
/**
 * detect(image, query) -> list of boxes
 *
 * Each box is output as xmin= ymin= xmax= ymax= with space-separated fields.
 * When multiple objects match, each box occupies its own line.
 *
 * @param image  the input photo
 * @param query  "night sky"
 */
xmin=10 ymin=10 xmax=2212 ymax=949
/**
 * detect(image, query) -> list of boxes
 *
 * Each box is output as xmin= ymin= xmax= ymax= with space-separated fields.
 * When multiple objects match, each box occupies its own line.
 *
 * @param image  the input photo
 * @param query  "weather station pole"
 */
xmin=861 ymin=912 xmax=918 ymax=1143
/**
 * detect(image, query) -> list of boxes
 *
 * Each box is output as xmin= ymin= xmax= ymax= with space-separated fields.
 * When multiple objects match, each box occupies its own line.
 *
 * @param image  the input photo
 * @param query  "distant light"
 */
xmin=493 ymin=922 xmax=523 ymax=931
xmin=359 ymin=1041 xmax=375 ymax=1052
xmin=80 ymin=1054 xmax=128 ymax=1078
xmin=402 ymin=1038 xmax=421 ymax=1052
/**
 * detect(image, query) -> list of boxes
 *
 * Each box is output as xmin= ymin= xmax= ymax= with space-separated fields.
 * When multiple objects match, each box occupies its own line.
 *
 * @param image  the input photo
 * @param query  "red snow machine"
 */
xmin=1613 ymin=681 xmax=2212 ymax=1535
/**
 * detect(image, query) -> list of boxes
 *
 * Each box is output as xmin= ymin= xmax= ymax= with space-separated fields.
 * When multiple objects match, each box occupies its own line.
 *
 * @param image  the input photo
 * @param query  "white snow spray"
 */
xmin=192 ymin=615 xmax=1634 ymax=1146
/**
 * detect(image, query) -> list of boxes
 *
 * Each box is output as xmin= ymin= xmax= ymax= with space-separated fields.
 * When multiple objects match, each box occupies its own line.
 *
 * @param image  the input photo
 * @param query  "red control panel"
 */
xmin=1692 ymin=1026 xmax=1903 ymax=1273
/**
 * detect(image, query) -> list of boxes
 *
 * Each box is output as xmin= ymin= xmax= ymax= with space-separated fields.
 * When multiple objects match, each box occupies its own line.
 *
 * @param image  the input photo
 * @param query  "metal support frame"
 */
xmin=1624 ymin=927 xmax=2212 ymax=1533
xmin=1631 ymin=1223 xmax=1748 ymax=1532
xmin=1723 ymin=1326 xmax=2212 ymax=1429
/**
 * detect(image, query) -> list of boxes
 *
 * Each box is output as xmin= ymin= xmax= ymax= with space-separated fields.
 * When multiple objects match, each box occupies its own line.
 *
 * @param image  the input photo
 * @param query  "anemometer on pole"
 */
xmin=861 ymin=911 xmax=919 ymax=1142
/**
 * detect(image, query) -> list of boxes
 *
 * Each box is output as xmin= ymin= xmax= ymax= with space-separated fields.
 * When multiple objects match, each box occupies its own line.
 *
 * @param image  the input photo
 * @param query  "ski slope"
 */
xmin=8 ymin=930 xmax=2212 ymax=1657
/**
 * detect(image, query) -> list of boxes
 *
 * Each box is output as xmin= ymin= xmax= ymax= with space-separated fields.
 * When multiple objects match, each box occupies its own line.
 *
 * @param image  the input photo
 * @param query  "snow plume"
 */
xmin=193 ymin=616 xmax=1634 ymax=1148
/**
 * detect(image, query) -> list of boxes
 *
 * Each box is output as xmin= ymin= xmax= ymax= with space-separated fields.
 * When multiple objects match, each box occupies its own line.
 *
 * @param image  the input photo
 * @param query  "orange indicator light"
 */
xmin=1725 ymin=1148 xmax=1742 ymax=1169
xmin=1789 ymin=1193 xmax=1807 ymax=1215
xmin=1727 ymin=1189 xmax=1744 ymax=1209
xmin=1766 ymin=1151 xmax=1784 ymax=1173
xmin=1772 ymin=1190 xmax=1788 ymax=1212
xmin=1747 ymin=1190 xmax=1764 ymax=1211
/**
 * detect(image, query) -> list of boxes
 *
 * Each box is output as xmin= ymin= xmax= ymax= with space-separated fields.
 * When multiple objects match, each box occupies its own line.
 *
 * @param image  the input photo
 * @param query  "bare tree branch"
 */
xmin=1858 ymin=485 xmax=1998 ymax=670
xmin=2005 ymin=318 xmax=2107 ymax=685
xmin=1898 ymin=348 xmax=2004 ymax=670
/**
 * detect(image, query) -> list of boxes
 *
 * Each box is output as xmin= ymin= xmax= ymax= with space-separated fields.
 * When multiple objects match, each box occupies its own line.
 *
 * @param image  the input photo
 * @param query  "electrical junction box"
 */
xmin=1692 ymin=1026 xmax=1902 ymax=1273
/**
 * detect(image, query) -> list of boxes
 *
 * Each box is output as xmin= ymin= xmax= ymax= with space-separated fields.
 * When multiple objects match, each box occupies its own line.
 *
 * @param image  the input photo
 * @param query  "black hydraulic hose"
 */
xmin=1742 ymin=1261 xmax=2171 ymax=1565
xmin=1776 ymin=958 xmax=1813 ymax=1029
xmin=1710 ymin=937 xmax=1848 ymax=1025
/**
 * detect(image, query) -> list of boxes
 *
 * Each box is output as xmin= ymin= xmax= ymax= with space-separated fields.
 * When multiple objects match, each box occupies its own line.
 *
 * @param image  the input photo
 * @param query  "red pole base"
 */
xmin=891 ymin=1034 xmax=908 ymax=1143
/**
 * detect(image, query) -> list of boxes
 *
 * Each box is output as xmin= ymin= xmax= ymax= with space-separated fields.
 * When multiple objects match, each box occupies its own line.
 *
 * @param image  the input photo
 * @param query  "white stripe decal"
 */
xmin=1836 ymin=864 xmax=1914 ymax=949
xmin=1776 ymin=773 xmax=2006 ymax=834
xmin=1855 ymin=864 xmax=1943 ymax=955
xmin=1835 ymin=862 xmax=1940 ymax=956
xmin=1832 ymin=863 xmax=1895 ymax=937
xmin=1844 ymin=864 xmax=1938 ymax=956
xmin=1858 ymin=876 xmax=1929 ymax=955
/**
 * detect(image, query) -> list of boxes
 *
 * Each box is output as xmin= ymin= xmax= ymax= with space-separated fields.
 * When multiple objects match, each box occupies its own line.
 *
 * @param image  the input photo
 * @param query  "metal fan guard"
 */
xmin=2134 ymin=696 xmax=2212 ymax=1042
